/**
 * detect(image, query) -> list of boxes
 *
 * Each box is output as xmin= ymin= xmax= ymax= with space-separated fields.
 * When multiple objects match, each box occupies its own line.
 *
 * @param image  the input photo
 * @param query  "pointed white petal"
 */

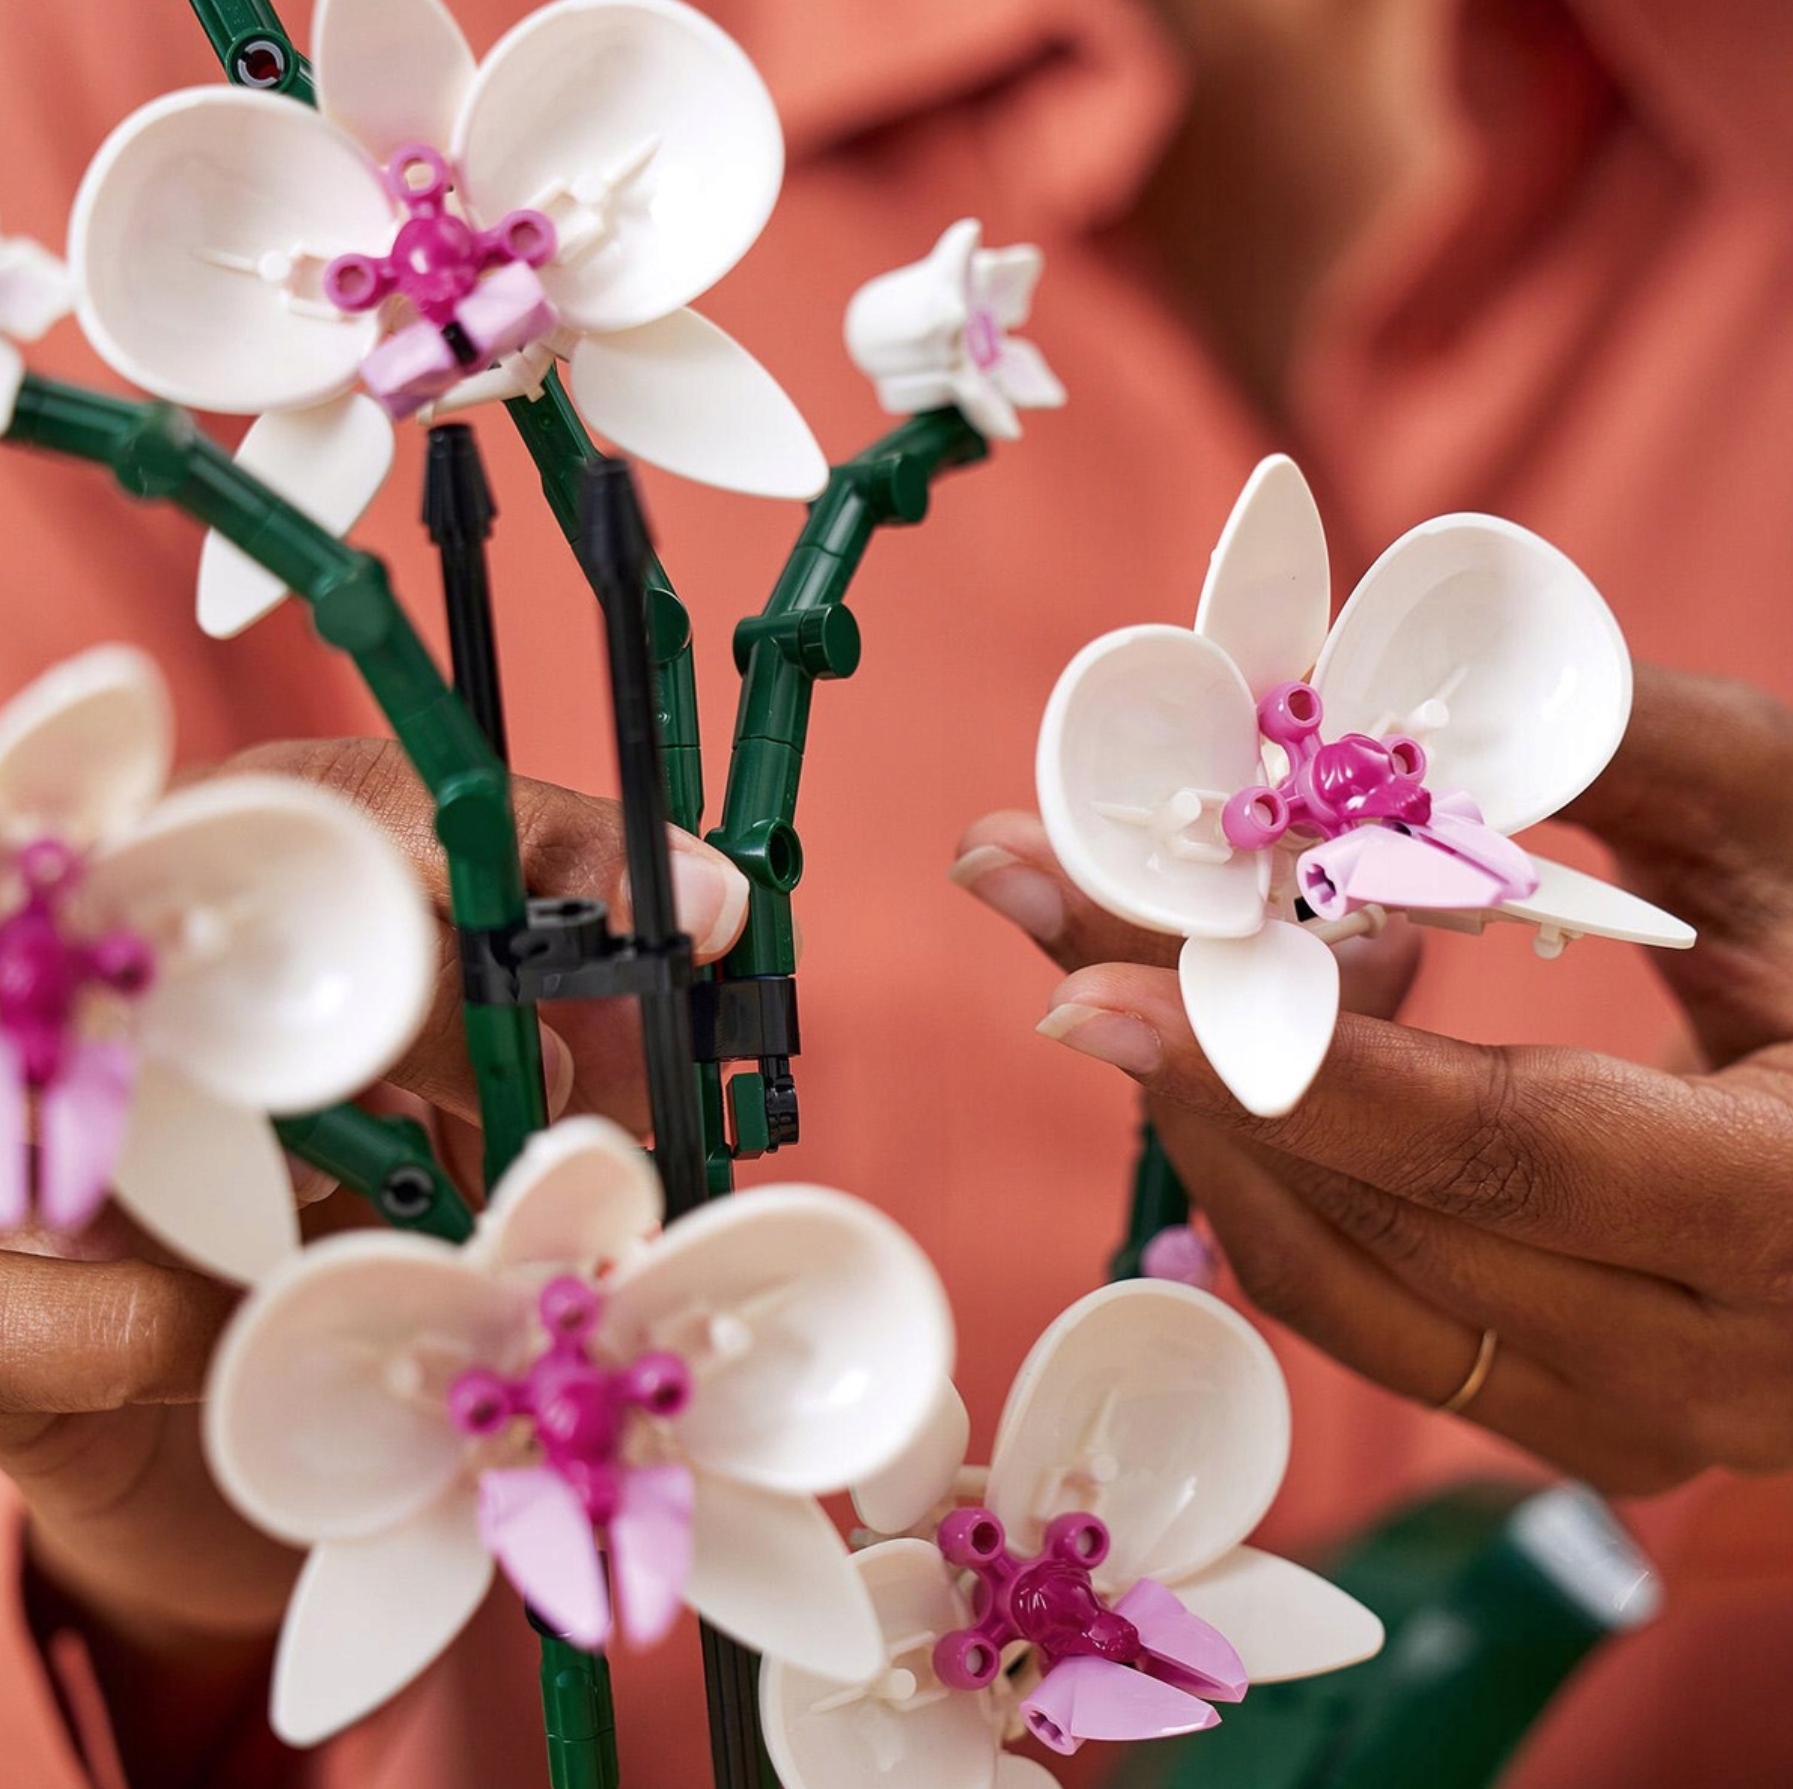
xmin=1314 ymin=517 xmax=1631 ymax=836
xmin=272 ymin=1491 xmax=492 ymax=1745
xmin=948 ymin=365 xmax=1020 ymax=442
xmin=468 ymin=1115 xmax=663 ymax=1278
xmin=604 ymin=1186 xmax=953 ymax=1493
xmin=845 ymin=218 xmax=975 ymax=388
xmin=975 ymin=243 xmax=1044 ymax=330
xmin=1037 ymin=625 xmax=1270 ymax=939
xmin=315 ymin=0 xmax=476 ymax=167
xmin=762 ymin=1539 xmax=1000 ymax=1789
xmin=197 ymin=394 xmax=395 ymax=639
xmin=687 ymin=1475 xmax=883 ymax=1680
xmin=0 ymin=340 xmax=21 ymax=435
xmin=987 ymin=1282 xmax=1289 ymax=1593
xmin=71 ymin=88 xmax=388 ymax=412
xmin=570 ymin=312 xmax=826 ymax=499
xmin=1165 ymin=1546 xmax=1383 ymax=1682
xmin=1495 ymin=855 xmax=1695 ymax=949
xmin=0 ymin=644 xmax=170 ymax=848
xmin=83 ymin=776 xmax=435 ymax=1114
xmin=1179 ymin=925 xmax=1340 ymax=1118
xmin=851 ymin=1378 xmax=970 ymax=1536
xmin=205 ymin=1230 xmax=525 ymax=1545
xmin=0 ymin=236 xmax=75 ymax=341
xmin=1194 ymin=456 xmax=1331 ymax=703
xmin=110 ymin=1060 xmax=298 ymax=1283
xmin=457 ymin=0 xmax=783 ymax=331
xmin=992 ymin=338 xmax=1066 ymax=413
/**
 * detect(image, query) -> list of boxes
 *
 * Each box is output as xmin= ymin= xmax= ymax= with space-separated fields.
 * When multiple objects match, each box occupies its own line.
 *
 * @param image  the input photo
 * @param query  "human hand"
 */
xmin=5 ymin=738 xmax=748 ymax=1782
xmin=953 ymin=665 xmax=1793 ymax=1495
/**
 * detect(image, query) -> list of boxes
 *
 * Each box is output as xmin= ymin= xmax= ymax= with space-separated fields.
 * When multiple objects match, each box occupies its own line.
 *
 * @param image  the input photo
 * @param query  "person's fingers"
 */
xmin=1039 ymin=960 xmax=1793 ymax=1290
xmin=1150 ymin=1102 xmax=1697 ymax=1494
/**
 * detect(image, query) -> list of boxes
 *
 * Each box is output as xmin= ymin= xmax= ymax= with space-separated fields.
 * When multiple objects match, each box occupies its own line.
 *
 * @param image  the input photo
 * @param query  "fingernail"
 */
xmin=672 ymin=847 xmax=751 ymax=958
xmin=1037 ymin=1002 xmax=1163 ymax=1076
xmin=540 ymin=1023 xmax=575 ymax=1119
xmin=284 ymin=1155 xmax=339 ymax=1208
xmin=949 ymin=845 xmax=1065 ymax=943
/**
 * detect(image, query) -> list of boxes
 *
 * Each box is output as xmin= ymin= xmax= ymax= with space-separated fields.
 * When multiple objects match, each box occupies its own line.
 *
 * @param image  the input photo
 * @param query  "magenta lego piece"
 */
xmin=1140 ymin=1223 xmax=1219 ymax=1290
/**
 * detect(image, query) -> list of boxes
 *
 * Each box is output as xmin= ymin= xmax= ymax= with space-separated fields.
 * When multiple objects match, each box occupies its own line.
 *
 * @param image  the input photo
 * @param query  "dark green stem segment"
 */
xmin=1111 ymin=1118 xmax=1193 ymax=1281
xmin=186 ymin=0 xmax=313 ymax=100
xmin=537 ymin=1633 xmax=621 ymax=1789
xmin=276 ymin=1108 xmax=473 ymax=1244
xmin=2 ymin=377 xmax=546 ymax=1180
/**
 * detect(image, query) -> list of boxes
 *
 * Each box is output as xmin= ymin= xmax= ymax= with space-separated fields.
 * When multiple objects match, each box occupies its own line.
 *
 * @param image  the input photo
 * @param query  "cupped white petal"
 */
xmin=569 ymin=310 xmax=826 ymax=499
xmin=81 ymin=775 xmax=435 ymax=1114
xmin=196 ymin=394 xmax=395 ymax=639
xmin=0 ymin=235 xmax=75 ymax=341
xmin=687 ymin=1474 xmax=883 ymax=1679
xmin=987 ymin=1282 xmax=1290 ymax=1592
xmin=1314 ymin=517 xmax=1632 ymax=836
xmin=271 ymin=1488 xmax=492 ymax=1746
xmin=1179 ymin=924 xmax=1342 ymax=1119
xmin=205 ymin=1230 xmax=527 ymax=1545
xmin=0 ymin=644 xmax=171 ymax=848
xmin=762 ymin=1539 xmax=1000 ymax=1789
xmin=315 ymin=0 xmax=477 ymax=168
xmin=110 ymin=1059 xmax=297 ymax=1283
xmin=845 ymin=218 xmax=975 ymax=388
xmin=467 ymin=1114 xmax=662 ymax=1279
xmin=457 ymin=0 xmax=783 ymax=332
xmin=1193 ymin=455 xmax=1331 ymax=702
xmin=71 ymin=88 xmax=388 ymax=413
xmin=996 ymin=1759 xmax=1063 ymax=1789
xmin=851 ymin=1378 xmax=971 ymax=1537
xmin=1495 ymin=855 xmax=1695 ymax=951
xmin=1164 ymin=1546 xmax=1383 ymax=1683
xmin=604 ymin=1186 xmax=953 ymax=1493
xmin=1037 ymin=625 xmax=1270 ymax=939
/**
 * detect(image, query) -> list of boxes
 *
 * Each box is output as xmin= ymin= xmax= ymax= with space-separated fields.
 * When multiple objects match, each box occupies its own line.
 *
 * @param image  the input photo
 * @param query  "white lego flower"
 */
xmin=70 ymin=0 xmax=827 ymax=639
xmin=205 ymin=1115 xmax=955 ymax=1745
xmin=0 ymin=224 xmax=74 ymax=431
xmin=0 ymin=645 xmax=433 ymax=1281
xmin=846 ymin=218 xmax=1065 ymax=440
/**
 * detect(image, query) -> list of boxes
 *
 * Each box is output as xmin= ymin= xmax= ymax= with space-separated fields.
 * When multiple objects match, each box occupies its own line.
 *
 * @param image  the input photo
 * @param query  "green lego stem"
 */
xmin=1109 ymin=1117 xmax=1192 ymax=1281
xmin=708 ymin=409 xmax=987 ymax=976
xmin=537 ymin=1633 xmax=621 ymax=1789
xmin=276 ymin=1108 xmax=473 ymax=1244
xmin=186 ymin=0 xmax=314 ymax=101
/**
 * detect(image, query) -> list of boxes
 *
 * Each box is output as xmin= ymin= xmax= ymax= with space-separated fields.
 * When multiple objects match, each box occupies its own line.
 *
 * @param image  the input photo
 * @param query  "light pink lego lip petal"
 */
xmin=313 ymin=0 xmax=477 ymax=169
xmin=478 ymin=1463 xmax=612 ymax=1650
xmin=610 ymin=1461 xmax=696 ymax=1647
xmin=1023 ymin=1654 xmax=1219 ymax=1753
xmin=37 ymin=1039 xmax=135 ymax=1236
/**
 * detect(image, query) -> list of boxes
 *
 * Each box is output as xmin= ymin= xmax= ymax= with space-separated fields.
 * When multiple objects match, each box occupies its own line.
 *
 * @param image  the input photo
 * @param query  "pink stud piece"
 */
xmin=450 ymin=1275 xmax=695 ymax=1650
xmin=1140 ymin=1224 xmax=1219 ymax=1290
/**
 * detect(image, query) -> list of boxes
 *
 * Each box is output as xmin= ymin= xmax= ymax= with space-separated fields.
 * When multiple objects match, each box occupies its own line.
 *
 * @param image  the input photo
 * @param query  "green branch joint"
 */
xmin=187 ymin=0 xmax=313 ymax=102
xmin=276 ymin=1108 xmax=473 ymax=1244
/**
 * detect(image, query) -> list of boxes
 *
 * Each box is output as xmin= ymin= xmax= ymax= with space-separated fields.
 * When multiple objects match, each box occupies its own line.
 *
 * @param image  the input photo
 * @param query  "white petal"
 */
xmin=974 ymin=243 xmax=1043 ymax=331
xmin=204 ymin=1229 xmax=526 ymax=1545
xmin=851 ymin=1379 xmax=970 ymax=1536
xmin=272 ymin=1490 xmax=492 ymax=1746
xmin=70 ymin=88 xmax=387 ymax=412
xmin=1165 ymin=1546 xmax=1383 ymax=1682
xmin=315 ymin=0 xmax=476 ymax=167
xmin=948 ymin=365 xmax=1022 ymax=443
xmin=845 ymin=218 xmax=975 ymax=387
xmin=995 ymin=1760 xmax=1062 ymax=1789
xmin=604 ymin=1186 xmax=953 ymax=1493
xmin=762 ymin=1539 xmax=1000 ymax=1789
xmin=196 ymin=395 xmax=395 ymax=639
xmin=1179 ymin=924 xmax=1342 ymax=1118
xmin=687 ymin=1474 xmax=883 ymax=1679
xmin=1036 ymin=625 xmax=1270 ymax=939
xmin=456 ymin=0 xmax=783 ymax=332
xmin=0 ymin=339 xmax=21 ymax=435
xmin=111 ymin=1060 xmax=298 ymax=1284
xmin=0 ymin=236 xmax=75 ymax=341
xmin=1314 ymin=517 xmax=1632 ymax=836
xmin=992 ymin=338 xmax=1066 ymax=413
xmin=1496 ymin=855 xmax=1695 ymax=950
xmin=82 ymin=776 xmax=435 ymax=1114
xmin=569 ymin=312 xmax=826 ymax=499
xmin=987 ymin=1281 xmax=1289 ymax=1593
xmin=467 ymin=1114 xmax=662 ymax=1278
xmin=1194 ymin=455 xmax=1331 ymax=703
xmin=0 ymin=644 xmax=170 ymax=848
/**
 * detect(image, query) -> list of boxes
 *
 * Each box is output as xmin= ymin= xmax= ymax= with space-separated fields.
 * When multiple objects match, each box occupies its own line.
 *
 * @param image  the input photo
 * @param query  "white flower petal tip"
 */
xmin=846 ymin=218 xmax=1063 ymax=439
xmin=1315 ymin=515 xmax=1632 ymax=836
xmin=197 ymin=395 xmax=395 ymax=638
xmin=852 ymin=1378 xmax=971 ymax=1536
xmin=1194 ymin=454 xmax=1330 ymax=702
xmin=71 ymin=87 xmax=388 ymax=414
xmin=996 ymin=1760 xmax=1064 ymax=1789
xmin=1493 ymin=855 xmax=1695 ymax=956
xmin=1038 ymin=624 xmax=1270 ymax=939
xmin=314 ymin=0 xmax=477 ymax=169
xmin=606 ymin=1184 xmax=955 ymax=1492
xmin=569 ymin=311 xmax=826 ymax=500
xmin=1168 ymin=1546 xmax=1383 ymax=1683
xmin=0 ymin=234 xmax=76 ymax=343
xmin=1179 ymin=925 xmax=1341 ymax=1118
xmin=459 ymin=0 xmax=785 ymax=334
xmin=989 ymin=1281 xmax=1290 ymax=1589
xmin=83 ymin=774 xmax=436 ymax=1114
xmin=272 ymin=1492 xmax=493 ymax=1746
xmin=762 ymin=1539 xmax=1009 ymax=1789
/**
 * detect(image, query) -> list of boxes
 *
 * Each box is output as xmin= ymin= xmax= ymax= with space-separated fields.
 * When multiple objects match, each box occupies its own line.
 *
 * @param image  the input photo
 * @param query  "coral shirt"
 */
xmin=2 ymin=0 xmax=1791 ymax=1785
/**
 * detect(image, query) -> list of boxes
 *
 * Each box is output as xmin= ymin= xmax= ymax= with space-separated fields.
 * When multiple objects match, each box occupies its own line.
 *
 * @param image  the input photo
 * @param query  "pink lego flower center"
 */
xmin=964 ymin=304 xmax=1004 ymax=372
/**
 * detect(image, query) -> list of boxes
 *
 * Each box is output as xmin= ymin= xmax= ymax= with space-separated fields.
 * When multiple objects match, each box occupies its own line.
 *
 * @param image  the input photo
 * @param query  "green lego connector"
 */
xmin=187 ymin=0 xmax=313 ymax=101
xmin=1109 ymin=1118 xmax=1192 ymax=1282
xmin=276 ymin=1107 xmax=473 ymax=1243
xmin=536 ymin=1631 xmax=622 ymax=1789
